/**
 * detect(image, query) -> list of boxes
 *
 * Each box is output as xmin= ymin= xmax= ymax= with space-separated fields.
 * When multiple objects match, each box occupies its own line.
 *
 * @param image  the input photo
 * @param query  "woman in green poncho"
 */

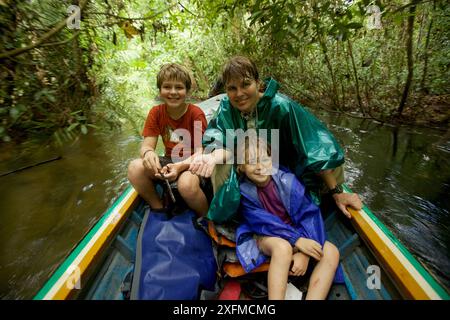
xmin=189 ymin=56 xmax=362 ymax=222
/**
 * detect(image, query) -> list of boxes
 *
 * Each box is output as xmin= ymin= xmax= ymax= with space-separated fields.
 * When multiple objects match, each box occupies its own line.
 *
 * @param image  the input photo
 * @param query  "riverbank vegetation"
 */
xmin=0 ymin=0 xmax=448 ymax=145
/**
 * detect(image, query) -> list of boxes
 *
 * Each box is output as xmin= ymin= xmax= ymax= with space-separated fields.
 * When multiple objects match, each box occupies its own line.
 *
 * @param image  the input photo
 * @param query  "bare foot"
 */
xmin=289 ymin=252 xmax=310 ymax=276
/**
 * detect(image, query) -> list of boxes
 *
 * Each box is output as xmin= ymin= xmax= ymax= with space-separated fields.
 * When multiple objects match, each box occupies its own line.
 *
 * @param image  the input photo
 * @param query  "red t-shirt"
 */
xmin=142 ymin=103 xmax=207 ymax=159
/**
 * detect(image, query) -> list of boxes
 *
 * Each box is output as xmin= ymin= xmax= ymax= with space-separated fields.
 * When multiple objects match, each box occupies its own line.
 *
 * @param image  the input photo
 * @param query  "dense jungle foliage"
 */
xmin=0 ymin=0 xmax=449 ymax=145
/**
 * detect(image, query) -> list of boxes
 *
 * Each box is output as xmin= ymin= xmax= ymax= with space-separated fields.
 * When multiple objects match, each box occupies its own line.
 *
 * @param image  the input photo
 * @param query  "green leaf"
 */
xmin=67 ymin=122 xmax=80 ymax=132
xmin=130 ymin=59 xmax=147 ymax=69
xmin=342 ymin=32 xmax=348 ymax=41
xmin=288 ymin=3 xmax=296 ymax=15
xmin=40 ymin=90 xmax=56 ymax=103
xmin=16 ymin=104 xmax=27 ymax=113
xmin=346 ymin=9 xmax=353 ymax=20
xmin=250 ymin=10 xmax=264 ymax=25
xmin=53 ymin=131 xmax=62 ymax=146
xmin=81 ymin=124 xmax=88 ymax=135
xmin=321 ymin=2 xmax=331 ymax=12
xmin=34 ymin=90 xmax=44 ymax=101
xmin=347 ymin=22 xmax=363 ymax=29
xmin=9 ymin=107 xmax=20 ymax=120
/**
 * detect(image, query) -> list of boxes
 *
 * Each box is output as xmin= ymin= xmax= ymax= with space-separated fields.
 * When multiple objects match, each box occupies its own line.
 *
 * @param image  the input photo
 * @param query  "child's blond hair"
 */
xmin=236 ymin=135 xmax=272 ymax=175
xmin=157 ymin=63 xmax=192 ymax=91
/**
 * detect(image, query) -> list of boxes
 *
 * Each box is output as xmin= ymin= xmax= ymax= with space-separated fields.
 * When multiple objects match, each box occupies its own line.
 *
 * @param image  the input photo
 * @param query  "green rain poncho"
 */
xmin=203 ymin=78 xmax=345 ymax=223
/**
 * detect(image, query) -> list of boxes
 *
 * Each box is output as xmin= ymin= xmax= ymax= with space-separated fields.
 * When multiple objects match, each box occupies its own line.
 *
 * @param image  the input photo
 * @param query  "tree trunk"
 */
xmin=0 ymin=2 xmax=19 ymax=130
xmin=319 ymin=36 xmax=341 ymax=110
xmin=347 ymin=39 xmax=366 ymax=116
xmin=420 ymin=1 xmax=435 ymax=93
xmin=398 ymin=1 xmax=419 ymax=116
xmin=336 ymin=41 xmax=347 ymax=108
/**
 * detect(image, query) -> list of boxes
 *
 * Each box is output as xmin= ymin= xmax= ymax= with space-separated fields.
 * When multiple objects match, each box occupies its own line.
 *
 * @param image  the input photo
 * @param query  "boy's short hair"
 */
xmin=222 ymin=56 xmax=259 ymax=86
xmin=157 ymin=63 xmax=192 ymax=91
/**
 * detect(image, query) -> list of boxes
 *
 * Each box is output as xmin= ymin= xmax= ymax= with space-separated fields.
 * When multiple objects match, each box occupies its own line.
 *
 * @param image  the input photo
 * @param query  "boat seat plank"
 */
xmin=113 ymin=235 xmax=135 ymax=263
xmin=324 ymin=211 xmax=337 ymax=230
xmin=344 ymin=249 xmax=379 ymax=299
xmin=352 ymin=246 xmax=394 ymax=300
xmin=326 ymin=211 xmax=397 ymax=300
xmin=90 ymin=254 xmax=133 ymax=300
xmin=338 ymin=233 xmax=361 ymax=261
xmin=342 ymin=268 xmax=358 ymax=300
xmin=84 ymin=211 xmax=142 ymax=300
xmin=130 ymin=210 xmax=143 ymax=227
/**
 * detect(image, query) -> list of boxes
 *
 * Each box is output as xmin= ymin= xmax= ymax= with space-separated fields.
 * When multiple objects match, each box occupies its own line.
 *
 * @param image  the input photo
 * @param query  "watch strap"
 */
xmin=329 ymin=184 xmax=343 ymax=195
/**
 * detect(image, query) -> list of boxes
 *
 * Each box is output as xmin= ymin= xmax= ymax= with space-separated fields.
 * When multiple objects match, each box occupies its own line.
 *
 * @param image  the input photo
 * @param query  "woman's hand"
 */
xmin=333 ymin=192 xmax=363 ymax=219
xmin=189 ymin=153 xmax=217 ymax=178
xmin=295 ymin=238 xmax=323 ymax=261
xmin=160 ymin=163 xmax=182 ymax=182
xmin=142 ymin=150 xmax=162 ymax=177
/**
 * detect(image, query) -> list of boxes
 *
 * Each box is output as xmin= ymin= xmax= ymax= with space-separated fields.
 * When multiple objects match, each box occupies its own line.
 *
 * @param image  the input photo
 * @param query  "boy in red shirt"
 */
xmin=128 ymin=63 xmax=210 ymax=216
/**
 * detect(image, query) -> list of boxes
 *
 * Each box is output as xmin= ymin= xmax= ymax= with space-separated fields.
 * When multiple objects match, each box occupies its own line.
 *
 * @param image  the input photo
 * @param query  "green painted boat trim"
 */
xmin=343 ymin=184 xmax=450 ymax=299
xmin=33 ymin=185 xmax=135 ymax=300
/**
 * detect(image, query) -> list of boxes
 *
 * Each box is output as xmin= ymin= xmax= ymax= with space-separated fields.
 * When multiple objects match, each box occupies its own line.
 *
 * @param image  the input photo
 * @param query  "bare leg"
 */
xmin=177 ymin=171 xmax=209 ymax=217
xmin=258 ymin=237 xmax=293 ymax=300
xmin=210 ymin=164 xmax=232 ymax=193
xmin=305 ymin=241 xmax=339 ymax=300
xmin=127 ymin=159 xmax=163 ymax=209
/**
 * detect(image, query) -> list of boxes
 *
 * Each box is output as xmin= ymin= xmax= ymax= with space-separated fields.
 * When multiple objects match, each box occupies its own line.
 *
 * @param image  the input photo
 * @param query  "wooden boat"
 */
xmin=33 ymin=95 xmax=450 ymax=300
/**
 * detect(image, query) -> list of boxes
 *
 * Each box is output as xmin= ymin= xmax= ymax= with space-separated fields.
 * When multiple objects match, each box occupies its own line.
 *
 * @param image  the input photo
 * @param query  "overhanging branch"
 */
xmin=40 ymin=31 xmax=80 ymax=47
xmin=86 ymin=3 xmax=177 ymax=21
xmin=0 ymin=0 xmax=87 ymax=60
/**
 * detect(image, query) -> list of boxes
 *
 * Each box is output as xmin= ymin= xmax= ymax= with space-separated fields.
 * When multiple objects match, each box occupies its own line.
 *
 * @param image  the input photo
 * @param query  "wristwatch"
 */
xmin=329 ymin=184 xmax=343 ymax=195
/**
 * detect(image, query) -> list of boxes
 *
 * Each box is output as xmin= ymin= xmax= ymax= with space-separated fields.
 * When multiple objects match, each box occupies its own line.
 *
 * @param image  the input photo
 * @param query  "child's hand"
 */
xmin=289 ymin=252 xmax=310 ymax=276
xmin=143 ymin=150 xmax=162 ymax=175
xmin=160 ymin=163 xmax=180 ymax=182
xmin=295 ymin=238 xmax=323 ymax=261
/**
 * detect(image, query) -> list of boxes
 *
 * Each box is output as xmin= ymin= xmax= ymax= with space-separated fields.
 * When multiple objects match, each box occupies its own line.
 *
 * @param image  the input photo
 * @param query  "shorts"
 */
xmin=156 ymin=156 xmax=214 ymax=204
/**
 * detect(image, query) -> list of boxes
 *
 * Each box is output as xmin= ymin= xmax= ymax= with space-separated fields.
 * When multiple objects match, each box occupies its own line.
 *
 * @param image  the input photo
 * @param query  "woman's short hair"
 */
xmin=222 ymin=56 xmax=259 ymax=85
xmin=157 ymin=63 xmax=192 ymax=91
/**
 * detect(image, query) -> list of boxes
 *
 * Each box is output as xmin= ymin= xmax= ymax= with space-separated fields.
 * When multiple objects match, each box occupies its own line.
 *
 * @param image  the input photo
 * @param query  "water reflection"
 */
xmin=0 ymin=128 xmax=141 ymax=299
xmin=322 ymin=112 xmax=450 ymax=290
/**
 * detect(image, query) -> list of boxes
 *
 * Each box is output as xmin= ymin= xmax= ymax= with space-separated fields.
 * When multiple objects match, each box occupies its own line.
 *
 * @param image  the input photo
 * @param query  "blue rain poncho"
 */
xmin=235 ymin=166 xmax=343 ymax=283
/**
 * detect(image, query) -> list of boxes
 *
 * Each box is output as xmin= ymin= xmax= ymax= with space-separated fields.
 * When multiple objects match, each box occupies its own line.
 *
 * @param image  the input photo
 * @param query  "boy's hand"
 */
xmin=160 ymin=163 xmax=181 ymax=182
xmin=142 ymin=150 xmax=162 ymax=177
xmin=295 ymin=238 xmax=323 ymax=261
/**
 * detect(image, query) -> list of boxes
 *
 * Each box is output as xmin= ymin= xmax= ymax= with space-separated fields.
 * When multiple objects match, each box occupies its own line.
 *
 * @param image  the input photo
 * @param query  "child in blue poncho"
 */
xmin=235 ymin=137 xmax=342 ymax=300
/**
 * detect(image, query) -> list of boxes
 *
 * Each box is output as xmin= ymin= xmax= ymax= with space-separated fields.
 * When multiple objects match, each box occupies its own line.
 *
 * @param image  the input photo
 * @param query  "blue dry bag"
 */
xmin=130 ymin=210 xmax=217 ymax=300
